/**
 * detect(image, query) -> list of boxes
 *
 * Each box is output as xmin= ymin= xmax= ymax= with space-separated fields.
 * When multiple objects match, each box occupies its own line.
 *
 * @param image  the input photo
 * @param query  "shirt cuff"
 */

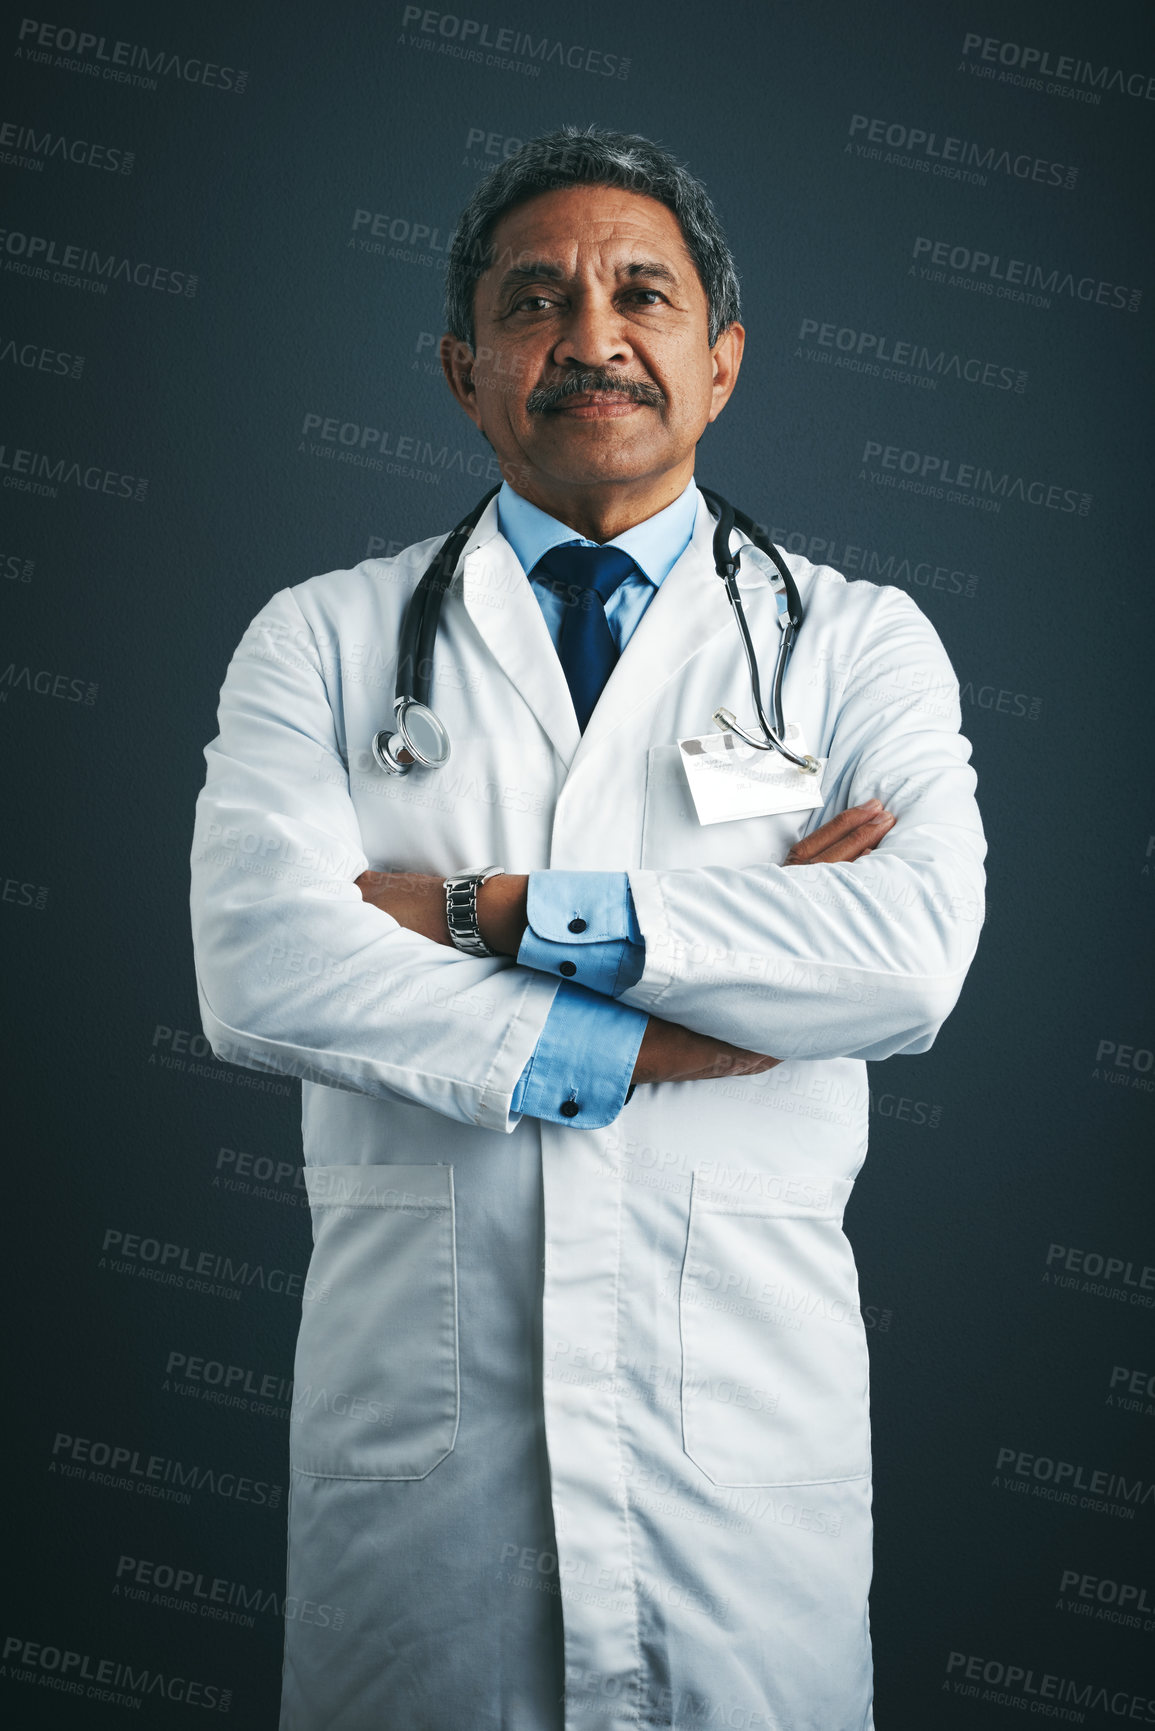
xmin=517 ymin=870 xmax=645 ymax=996
xmin=509 ymin=980 xmax=647 ymax=1128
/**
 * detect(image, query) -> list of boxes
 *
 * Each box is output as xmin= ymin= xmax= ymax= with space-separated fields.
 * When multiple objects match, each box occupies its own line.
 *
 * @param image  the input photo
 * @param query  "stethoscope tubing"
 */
xmin=388 ymin=484 xmax=811 ymax=771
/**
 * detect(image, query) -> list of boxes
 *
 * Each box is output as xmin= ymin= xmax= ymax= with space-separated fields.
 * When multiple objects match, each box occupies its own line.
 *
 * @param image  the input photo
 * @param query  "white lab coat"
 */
xmin=190 ymin=489 xmax=985 ymax=1731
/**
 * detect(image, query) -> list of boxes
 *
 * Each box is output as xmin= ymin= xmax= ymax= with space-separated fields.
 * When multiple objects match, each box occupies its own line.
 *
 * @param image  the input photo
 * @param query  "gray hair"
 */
xmin=444 ymin=125 xmax=741 ymax=351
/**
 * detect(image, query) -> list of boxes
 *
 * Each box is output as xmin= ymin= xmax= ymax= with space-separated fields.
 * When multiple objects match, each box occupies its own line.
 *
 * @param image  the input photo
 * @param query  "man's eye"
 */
xmin=512 ymin=295 xmax=556 ymax=313
xmin=629 ymin=290 xmax=663 ymax=305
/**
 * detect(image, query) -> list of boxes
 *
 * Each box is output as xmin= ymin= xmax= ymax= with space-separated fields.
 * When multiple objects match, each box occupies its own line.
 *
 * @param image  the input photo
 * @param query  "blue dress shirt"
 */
xmin=500 ymin=480 xmax=699 ymax=1128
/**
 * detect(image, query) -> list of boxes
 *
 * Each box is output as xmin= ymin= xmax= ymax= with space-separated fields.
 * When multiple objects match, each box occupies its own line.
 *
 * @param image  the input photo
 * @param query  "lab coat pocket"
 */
xmin=292 ymin=1164 xmax=459 ymax=1480
xmin=679 ymin=1171 xmax=870 ymax=1487
xmin=641 ymin=743 xmax=807 ymax=868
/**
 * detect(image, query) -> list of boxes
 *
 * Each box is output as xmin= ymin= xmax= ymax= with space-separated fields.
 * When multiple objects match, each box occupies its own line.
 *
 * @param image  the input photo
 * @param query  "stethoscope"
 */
xmin=372 ymin=484 xmax=819 ymax=776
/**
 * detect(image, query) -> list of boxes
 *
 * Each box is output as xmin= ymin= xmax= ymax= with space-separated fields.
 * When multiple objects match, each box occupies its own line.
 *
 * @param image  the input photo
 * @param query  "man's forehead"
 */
xmin=491 ymin=257 xmax=682 ymax=297
xmin=484 ymin=186 xmax=694 ymax=276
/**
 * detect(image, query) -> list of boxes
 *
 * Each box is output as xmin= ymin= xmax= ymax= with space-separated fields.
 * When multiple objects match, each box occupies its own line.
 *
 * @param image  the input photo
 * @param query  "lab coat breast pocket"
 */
xmin=292 ymin=1164 xmax=459 ymax=1480
xmin=640 ymin=742 xmax=807 ymax=868
xmin=679 ymin=1172 xmax=870 ymax=1487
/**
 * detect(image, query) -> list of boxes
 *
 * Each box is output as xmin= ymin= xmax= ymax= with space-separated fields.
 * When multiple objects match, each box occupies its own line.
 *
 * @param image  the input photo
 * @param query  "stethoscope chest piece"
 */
xmin=372 ymin=696 xmax=452 ymax=775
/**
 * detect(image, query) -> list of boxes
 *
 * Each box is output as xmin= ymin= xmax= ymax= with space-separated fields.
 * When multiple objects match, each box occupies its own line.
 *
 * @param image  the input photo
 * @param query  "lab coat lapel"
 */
xmin=459 ymin=502 xmax=581 ymax=766
xmin=577 ymin=488 xmax=768 ymax=757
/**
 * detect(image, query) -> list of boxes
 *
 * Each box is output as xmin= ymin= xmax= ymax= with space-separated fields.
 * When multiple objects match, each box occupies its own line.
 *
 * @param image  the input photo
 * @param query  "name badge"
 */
xmin=676 ymin=725 xmax=826 ymax=825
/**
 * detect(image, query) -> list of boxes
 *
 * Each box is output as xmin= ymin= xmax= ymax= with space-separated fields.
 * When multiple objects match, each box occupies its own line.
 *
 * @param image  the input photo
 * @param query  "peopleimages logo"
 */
xmin=1045 ymin=1241 xmax=1155 ymax=1302
xmin=766 ymin=523 xmax=980 ymax=601
xmin=299 ymin=411 xmax=501 ymax=486
xmin=911 ymin=236 xmax=1141 ymax=312
xmin=0 ymin=337 xmax=85 ymax=380
xmin=14 ymin=18 xmax=248 ymax=93
xmin=114 ymin=1554 xmax=345 ymax=1632
xmin=995 ymin=1444 xmax=1154 ymax=1520
xmin=2 ymin=1634 xmax=231 ymax=1713
xmin=797 ymin=317 xmax=1026 ymax=392
xmin=0 ymin=664 xmax=98 ymax=704
xmin=1057 ymin=1568 xmax=1155 ymax=1633
xmin=0 ymin=440 xmax=146 ymax=502
xmin=0 ymin=120 xmax=134 ymax=174
xmin=50 ymin=1429 xmax=282 ymax=1510
xmin=398 ymin=7 xmax=630 ymax=79
xmin=100 ymin=1226 xmax=307 ymax=1301
xmin=860 ymin=439 xmax=1091 ymax=516
xmin=960 ymin=32 xmax=1155 ymax=103
xmin=847 ymin=114 xmax=1077 ymax=189
xmin=945 ymin=1650 xmax=1155 ymax=1720
xmin=0 ymin=227 xmax=197 ymax=297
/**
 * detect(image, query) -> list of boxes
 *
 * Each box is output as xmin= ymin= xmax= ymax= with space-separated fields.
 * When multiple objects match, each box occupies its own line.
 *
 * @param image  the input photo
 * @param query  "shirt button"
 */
xmin=567 ymin=917 xmax=587 ymax=933
xmin=560 ymin=1100 xmax=580 ymax=1118
xmin=559 ymin=961 xmax=577 ymax=977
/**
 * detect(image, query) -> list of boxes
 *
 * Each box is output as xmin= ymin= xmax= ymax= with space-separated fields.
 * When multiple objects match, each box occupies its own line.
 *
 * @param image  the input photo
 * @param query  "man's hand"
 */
xmin=785 ymin=798 xmax=896 ymax=865
xmin=631 ymin=1016 xmax=784 ymax=1085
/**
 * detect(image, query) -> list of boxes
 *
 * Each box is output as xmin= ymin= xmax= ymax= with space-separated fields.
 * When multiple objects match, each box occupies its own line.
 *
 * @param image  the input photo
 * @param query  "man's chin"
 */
xmin=534 ymin=454 xmax=670 ymax=491
xmin=527 ymin=424 xmax=670 ymax=468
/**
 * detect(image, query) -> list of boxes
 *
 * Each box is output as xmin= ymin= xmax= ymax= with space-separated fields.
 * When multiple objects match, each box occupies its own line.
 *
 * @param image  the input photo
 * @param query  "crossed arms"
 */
xmin=354 ymin=801 xmax=897 ymax=1088
xmin=190 ymin=580 xmax=986 ymax=1130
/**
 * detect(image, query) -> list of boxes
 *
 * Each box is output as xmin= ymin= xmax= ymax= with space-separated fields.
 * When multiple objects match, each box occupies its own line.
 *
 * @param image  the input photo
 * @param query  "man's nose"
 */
xmin=551 ymin=297 xmax=634 ymax=370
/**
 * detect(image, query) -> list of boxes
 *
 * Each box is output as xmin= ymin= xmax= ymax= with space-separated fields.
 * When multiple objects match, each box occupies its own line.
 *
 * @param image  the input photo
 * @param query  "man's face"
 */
xmin=441 ymin=183 xmax=743 ymax=516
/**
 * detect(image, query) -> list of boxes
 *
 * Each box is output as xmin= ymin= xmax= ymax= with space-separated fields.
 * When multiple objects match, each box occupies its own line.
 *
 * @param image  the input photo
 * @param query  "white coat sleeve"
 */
xmin=189 ymin=586 xmax=558 ymax=1130
xmin=620 ymin=585 xmax=987 ymax=1061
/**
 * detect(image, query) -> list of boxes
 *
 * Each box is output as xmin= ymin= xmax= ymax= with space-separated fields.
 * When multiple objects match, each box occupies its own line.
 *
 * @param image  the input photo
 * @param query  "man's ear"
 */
xmin=707 ymin=321 xmax=745 ymax=425
xmin=440 ymin=334 xmax=482 ymax=429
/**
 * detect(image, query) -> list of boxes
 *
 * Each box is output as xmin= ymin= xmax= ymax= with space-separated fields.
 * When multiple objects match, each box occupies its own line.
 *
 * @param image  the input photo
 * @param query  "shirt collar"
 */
xmin=497 ymin=478 xmax=699 ymax=588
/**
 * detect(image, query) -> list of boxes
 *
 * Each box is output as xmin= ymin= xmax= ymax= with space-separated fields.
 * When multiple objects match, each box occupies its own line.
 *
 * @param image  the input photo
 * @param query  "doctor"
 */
xmin=191 ymin=127 xmax=985 ymax=1731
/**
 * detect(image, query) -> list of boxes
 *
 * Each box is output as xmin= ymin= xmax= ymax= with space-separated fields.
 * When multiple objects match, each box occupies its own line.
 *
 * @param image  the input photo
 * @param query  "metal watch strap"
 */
xmin=443 ymin=866 xmax=505 ymax=958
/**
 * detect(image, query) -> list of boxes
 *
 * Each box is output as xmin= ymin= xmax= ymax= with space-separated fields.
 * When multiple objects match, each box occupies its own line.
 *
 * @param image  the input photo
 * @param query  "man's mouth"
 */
xmin=551 ymin=393 xmax=645 ymax=418
xmin=526 ymin=372 xmax=665 ymax=418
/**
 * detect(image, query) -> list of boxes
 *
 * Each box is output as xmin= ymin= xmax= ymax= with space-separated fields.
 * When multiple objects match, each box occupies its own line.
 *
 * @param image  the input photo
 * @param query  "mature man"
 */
xmin=191 ymin=128 xmax=985 ymax=1731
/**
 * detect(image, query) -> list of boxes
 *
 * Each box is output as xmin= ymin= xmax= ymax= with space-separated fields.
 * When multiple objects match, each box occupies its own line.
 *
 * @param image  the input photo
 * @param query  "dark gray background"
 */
xmin=2 ymin=0 xmax=1152 ymax=1723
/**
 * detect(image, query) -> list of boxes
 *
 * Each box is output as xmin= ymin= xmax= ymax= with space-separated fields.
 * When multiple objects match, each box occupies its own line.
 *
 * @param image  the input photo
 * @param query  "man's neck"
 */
xmin=502 ymin=468 xmax=694 ymax=543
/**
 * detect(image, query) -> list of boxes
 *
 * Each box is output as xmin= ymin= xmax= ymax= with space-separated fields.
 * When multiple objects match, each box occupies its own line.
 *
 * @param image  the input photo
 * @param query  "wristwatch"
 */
xmin=443 ymin=866 xmax=505 ymax=958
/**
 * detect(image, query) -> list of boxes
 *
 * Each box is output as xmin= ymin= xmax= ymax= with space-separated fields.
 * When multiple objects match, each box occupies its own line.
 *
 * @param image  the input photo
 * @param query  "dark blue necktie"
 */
xmin=533 ymin=543 xmax=640 ymax=731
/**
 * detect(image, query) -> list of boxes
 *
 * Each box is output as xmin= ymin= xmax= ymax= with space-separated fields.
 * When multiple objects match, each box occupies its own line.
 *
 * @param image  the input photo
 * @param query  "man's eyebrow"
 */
xmin=493 ymin=258 xmax=681 ymax=295
xmin=619 ymin=260 xmax=679 ymax=285
xmin=494 ymin=260 xmax=566 ymax=295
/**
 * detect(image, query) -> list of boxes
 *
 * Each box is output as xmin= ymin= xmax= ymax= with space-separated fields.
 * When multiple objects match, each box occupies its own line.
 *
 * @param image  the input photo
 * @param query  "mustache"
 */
xmin=525 ymin=370 xmax=665 ymax=415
